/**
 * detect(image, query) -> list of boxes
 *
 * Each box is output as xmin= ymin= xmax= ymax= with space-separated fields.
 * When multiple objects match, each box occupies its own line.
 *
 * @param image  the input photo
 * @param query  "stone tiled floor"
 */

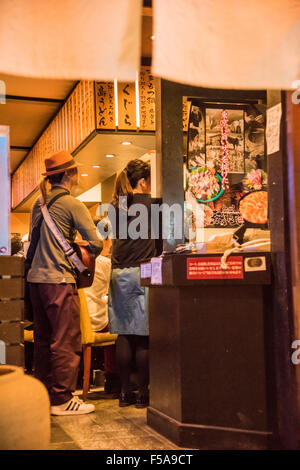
xmin=50 ymin=388 xmax=189 ymax=450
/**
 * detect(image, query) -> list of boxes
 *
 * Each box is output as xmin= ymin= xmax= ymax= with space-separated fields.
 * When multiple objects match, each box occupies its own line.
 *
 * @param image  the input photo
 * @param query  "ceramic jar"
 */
xmin=0 ymin=365 xmax=50 ymax=450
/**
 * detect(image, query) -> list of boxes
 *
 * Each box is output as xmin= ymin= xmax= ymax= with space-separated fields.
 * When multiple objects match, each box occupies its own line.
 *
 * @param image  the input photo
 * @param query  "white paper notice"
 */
xmin=0 ymin=127 xmax=10 ymax=256
xmin=140 ymin=263 xmax=152 ymax=279
xmin=266 ymin=103 xmax=282 ymax=155
xmin=151 ymin=258 xmax=162 ymax=285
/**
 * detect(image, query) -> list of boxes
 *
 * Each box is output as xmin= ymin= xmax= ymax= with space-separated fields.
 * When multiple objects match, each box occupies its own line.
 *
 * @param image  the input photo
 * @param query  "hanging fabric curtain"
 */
xmin=0 ymin=0 xmax=142 ymax=81
xmin=152 ymin=0 xmax=300 ymax=89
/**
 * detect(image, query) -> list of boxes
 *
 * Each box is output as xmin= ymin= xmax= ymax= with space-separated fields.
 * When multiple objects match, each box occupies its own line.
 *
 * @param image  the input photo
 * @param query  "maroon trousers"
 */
xmin=29 ymin=283 xmax=81 ymax=406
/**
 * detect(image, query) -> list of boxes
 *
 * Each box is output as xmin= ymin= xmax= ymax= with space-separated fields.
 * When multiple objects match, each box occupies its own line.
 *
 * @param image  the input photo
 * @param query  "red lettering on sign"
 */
xmin=187 ymin=257 xmax=244 ymax=279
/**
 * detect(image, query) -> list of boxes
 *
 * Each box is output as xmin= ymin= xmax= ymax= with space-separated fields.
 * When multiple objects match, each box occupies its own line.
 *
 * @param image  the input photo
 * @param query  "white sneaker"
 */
xmin=51 ymin=396 xmax=95 ymax=416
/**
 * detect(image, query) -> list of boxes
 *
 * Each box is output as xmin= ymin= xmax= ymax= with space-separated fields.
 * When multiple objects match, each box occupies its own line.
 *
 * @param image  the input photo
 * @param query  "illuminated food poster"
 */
xmin=185 ymin=102 xmax=267 ymax=230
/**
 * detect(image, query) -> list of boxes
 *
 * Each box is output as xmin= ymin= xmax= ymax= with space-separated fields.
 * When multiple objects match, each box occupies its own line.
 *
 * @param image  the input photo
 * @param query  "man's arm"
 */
xmin=72 ymin=200 xmax=103 ymax=256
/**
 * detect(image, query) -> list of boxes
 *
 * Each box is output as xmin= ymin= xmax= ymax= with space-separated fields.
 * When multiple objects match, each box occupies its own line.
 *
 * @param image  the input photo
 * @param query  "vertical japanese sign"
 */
xmin=182 ymin=100 xmax=191 ymax=132
xmin=95 ymin=82 xmax=115 ymax=129
xmin=0 ymin=126 xmax=10 ymax=255
xmin=139 ymin=67 xmax=155 ymax=131
xmin=118 ymin=82 xmax=136 ymax=130
xmin=220 ymin=109 xmax=230 ymax=190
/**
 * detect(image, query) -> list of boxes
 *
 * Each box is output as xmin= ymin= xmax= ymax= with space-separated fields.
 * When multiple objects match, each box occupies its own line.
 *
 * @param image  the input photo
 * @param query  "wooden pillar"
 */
xmin=264 ymin=91 xmax=298 ymax=448
xmin=285 ymin=91 xmax=300 ymax=435
xmin=153 ymin=82 xmax=298 ymax=448
xmin=155 ymin=79 xmax=185 ymax=251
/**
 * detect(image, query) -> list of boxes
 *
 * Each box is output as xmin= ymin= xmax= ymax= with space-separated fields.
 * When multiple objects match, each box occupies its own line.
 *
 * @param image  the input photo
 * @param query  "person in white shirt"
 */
xmin=84 ymin=217 xmax=120 ymax=394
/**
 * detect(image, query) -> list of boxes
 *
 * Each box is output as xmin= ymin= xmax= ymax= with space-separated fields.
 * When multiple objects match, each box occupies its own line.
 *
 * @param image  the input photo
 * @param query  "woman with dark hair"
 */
xmin=108 ymin=159 xmax=156 ymax=408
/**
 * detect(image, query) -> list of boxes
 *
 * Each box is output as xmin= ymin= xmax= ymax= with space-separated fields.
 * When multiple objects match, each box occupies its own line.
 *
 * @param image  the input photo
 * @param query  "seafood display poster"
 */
xmin=185 ymin=100 xmax=268 ymax=231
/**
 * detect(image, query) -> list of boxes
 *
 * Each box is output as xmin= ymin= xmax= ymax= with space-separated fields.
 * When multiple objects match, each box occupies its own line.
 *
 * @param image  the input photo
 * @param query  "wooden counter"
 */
xmin=141 ymin=252 xmax=276 ymax=449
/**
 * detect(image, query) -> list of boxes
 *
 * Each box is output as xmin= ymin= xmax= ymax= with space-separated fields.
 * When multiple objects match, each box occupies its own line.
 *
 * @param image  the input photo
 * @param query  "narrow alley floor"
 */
xmin=50 ymin=388 xmax=191 ymax=451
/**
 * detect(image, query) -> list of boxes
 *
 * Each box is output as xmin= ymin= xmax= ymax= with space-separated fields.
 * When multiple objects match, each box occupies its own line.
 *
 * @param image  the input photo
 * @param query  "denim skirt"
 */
xmin=108 ymin=266 xmax=149 ymax=336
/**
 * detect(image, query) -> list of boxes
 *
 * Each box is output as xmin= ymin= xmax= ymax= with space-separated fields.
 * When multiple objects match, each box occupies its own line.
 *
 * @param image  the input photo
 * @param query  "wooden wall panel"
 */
xmin=0 ymin=322 xmax=23 ymax=344
xmin=0 ymin=256 xmax=24 ymax=276
xmin=0 ymin=300 xmax=24 ymax=321
xmin=0 ymin=278 xmax=24 ymax=299
xmin=11 ymin=81 xmax=96 ymax=209
xmin=0 ymin=256 xmax=25 ymax=366
xmin=5 ymin=344 xmax=24 ymax=367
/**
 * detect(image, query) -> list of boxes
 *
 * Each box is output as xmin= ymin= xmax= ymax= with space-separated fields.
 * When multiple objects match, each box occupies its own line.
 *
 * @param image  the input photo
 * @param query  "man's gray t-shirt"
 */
xmin=27 ymin=186 xmax=102 ymax=284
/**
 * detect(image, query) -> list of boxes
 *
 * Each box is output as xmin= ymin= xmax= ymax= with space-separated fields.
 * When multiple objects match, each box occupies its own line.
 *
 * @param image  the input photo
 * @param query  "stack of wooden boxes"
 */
xmin=0 ymin=256 xmax=25 ymax=366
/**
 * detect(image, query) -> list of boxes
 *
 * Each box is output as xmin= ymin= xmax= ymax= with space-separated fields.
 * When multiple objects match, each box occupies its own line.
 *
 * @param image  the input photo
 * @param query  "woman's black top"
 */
xmin=110 ymin=193 xmax=159 ymax=269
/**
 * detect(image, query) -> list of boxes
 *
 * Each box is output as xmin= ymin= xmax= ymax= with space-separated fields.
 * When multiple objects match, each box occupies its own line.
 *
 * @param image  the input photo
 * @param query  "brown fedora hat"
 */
xmin=42 ymin=150 xmax=78 ymax=176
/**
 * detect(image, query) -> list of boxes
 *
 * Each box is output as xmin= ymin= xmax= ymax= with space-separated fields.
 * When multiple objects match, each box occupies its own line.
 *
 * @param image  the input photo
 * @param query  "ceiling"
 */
xmin=0 ymin=76 xmax=76 ymax=172
xmin=13 ymin=131 xmax=156 ymax=212
xmin=74 ymin=132 xmax=156 ymax=189
xmin=0 ymin=4 xmax=153 ymax=191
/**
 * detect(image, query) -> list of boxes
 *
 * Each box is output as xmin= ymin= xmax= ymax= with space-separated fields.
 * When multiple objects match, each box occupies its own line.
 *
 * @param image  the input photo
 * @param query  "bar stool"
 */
xmin=78 ymin=289 xmax=118 ymax=400
xmin=23 ymin=290 xmax=118 ymax=401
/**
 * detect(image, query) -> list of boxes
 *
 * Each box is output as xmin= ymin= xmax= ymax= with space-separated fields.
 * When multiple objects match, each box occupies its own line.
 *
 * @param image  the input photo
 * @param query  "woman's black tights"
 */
xmin=116 ymin=334 xmax=149 ymax=397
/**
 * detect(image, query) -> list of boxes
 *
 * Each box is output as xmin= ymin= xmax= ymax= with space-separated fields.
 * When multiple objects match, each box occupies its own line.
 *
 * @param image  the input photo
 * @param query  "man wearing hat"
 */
xmin=27 ymin=151 xmax=102 ymax=415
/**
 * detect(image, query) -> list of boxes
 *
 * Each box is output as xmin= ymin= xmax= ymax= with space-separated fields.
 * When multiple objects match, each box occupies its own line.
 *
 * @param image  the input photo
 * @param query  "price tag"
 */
xmin=151 ymin=258 xmax=162 ymax=285
xmin=140 ymin=263 xmax=152 ymax=279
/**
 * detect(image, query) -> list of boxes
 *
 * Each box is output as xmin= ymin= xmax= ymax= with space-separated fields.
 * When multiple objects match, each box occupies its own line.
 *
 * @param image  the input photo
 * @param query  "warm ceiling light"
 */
xmin=105 ymin=154 xmax=115 ymax=158
xmin=81 ymin=173 xmax=88 ymax=177
xmin=150 ymin=35 xmax=155 ymax=40
xmin=121 ymin=141 xmax=131 ymax=146
xmin=92 ymin=165 xmax=101 ymax=168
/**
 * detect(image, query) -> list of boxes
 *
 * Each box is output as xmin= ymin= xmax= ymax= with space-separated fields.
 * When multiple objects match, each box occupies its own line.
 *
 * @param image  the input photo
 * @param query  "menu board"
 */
xmin=118 ymin=82 xmax=136 ymax=130
xmin=183 ymin=100 xmax=191 ymax=132
xmin=79 ymin=81 xmax=87 ymax=143
xmin=139 ymin=66 xmax=155 ymax=131
xmin=88 ymin=80 xmax=96 ymax=134
xmin=67 ymin=96 xmax=74 ymax=152
xmin=95 ymin=81 xmax=115 ymax=129
xmin=80 ymin=81 xmax=95 ymax=140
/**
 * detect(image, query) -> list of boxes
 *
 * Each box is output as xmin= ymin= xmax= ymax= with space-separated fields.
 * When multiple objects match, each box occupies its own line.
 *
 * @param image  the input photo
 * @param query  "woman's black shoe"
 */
xmin=135 ymin=394 xmax=149 ymax=409
xmin=104 ymin=373 xmax=121 ymax=394
xmin=119 ymin=392 xmax=136 ymax=407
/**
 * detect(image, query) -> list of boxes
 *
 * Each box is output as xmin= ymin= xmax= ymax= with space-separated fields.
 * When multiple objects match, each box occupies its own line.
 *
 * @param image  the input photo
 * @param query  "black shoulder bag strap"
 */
xmin=25 ymin=190 xmax=70 ymax=271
